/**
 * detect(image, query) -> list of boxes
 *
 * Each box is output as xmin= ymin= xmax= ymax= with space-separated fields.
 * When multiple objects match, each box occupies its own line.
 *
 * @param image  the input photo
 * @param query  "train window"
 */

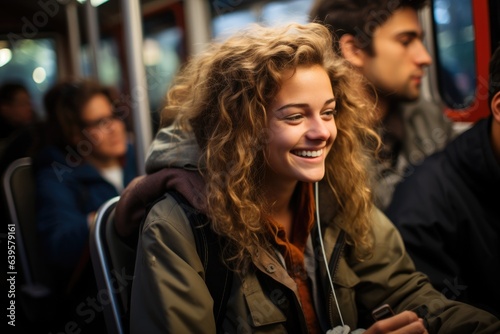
xmin=432 ymin=0 xmax=476 ymax=110
xmin=143 ymin=27 xmax=182 ymax=116
xmin=261 ymin=0 xmax=312 ymax=26
xmin=141 ymin=5 xmax=185 ymax=126
xmin=81 ymin=37 xmax=122 ymax=87
xmin=212 ymin=10 xmax=256 ymax=39
xmin=211 ymin=0 xmax=313 ymax=39
xmin=0 ymin=37 xmax=58 ymax=118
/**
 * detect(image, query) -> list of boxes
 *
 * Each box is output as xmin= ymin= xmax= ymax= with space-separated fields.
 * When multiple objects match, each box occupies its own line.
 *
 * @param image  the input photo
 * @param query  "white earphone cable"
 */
xmin=314 ymin=182 xmax=345 ymax=327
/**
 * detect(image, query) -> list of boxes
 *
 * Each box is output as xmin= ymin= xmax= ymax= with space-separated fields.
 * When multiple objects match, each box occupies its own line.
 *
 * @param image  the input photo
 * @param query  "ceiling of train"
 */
xmin=0 ymin=0 xmax=167 ymax=37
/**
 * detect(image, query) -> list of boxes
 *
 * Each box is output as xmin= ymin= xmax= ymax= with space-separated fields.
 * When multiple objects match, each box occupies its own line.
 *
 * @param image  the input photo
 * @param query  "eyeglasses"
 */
xmin=81 ymin=113 xmax=123 ymax=129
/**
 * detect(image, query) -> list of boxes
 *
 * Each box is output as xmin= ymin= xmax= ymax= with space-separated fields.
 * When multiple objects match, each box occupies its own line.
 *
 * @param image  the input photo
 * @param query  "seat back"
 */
xmin=2 ymin=157 xmax=53 ymax=321
xmin=90 ymin=196 xmax=136 ymax=334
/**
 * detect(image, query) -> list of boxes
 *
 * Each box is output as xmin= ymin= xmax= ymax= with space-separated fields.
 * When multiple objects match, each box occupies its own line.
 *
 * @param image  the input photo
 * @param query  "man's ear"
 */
xmin=338 ymin=34 xmax=366 ymax=68
xmin=491 ymin=91 xmax=500 ymax=123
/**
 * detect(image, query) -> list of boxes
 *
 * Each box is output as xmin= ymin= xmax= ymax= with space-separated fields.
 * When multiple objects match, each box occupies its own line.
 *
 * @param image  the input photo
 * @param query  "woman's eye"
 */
xmin=285 ymin=114 xmax=303 ymax=121
xmin=322 ymin=109 xmax=337 ymax=118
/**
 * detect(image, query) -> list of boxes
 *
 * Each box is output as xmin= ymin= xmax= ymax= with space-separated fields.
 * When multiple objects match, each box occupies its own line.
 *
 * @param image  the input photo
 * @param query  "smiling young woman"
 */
xmin=120 ymin=22 xmax=500 ymax=334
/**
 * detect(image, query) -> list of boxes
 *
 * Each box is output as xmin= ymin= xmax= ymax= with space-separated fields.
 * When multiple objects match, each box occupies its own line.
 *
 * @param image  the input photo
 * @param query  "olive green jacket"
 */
xmin=129 ymin=187 xmax=499 ymax=334
xmin=129 ymin=125 xmax=498 ymax=333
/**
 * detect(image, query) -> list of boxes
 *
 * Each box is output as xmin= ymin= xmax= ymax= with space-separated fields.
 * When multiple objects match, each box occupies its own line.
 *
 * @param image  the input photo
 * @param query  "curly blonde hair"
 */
xmin=161 ymin=22 xmax=379 ymax=269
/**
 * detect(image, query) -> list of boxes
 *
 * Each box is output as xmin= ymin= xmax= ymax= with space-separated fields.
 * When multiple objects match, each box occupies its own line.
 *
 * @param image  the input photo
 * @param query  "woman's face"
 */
xmin=78 ymin=94 xmax=128 ymax=163
xmin=265 ymin=64 xmax=337 ymax=187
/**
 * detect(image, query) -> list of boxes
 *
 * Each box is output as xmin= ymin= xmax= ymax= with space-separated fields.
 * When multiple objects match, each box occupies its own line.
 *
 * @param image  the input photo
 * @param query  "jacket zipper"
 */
xmin=327 ymin=230 xmax=346 ymax=327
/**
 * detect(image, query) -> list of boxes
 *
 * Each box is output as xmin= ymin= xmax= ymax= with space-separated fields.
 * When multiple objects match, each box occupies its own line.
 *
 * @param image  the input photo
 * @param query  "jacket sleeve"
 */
xmin=351 ymin=208 xmax=500 ymax=333
xmin=129 ymin=194 xmax=217 ymax=334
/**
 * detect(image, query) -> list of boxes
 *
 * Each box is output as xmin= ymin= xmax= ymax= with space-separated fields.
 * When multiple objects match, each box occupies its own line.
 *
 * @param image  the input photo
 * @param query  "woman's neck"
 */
xmin=86 ymin=156 xmax=121 ymax=170
xmin=263 ymin=181 xmax=298 ymax=238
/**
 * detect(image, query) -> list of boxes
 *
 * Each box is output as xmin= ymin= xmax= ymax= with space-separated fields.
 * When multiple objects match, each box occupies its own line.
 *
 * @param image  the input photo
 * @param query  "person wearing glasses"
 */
xmin=33 ymin=79 xmax=137 ymax=332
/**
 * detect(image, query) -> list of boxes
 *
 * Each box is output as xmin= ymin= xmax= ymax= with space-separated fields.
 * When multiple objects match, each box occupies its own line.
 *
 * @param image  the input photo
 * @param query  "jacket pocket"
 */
xmin=329 ymin=258 xmax=361 ymax=327
xmin=242 ymin=274 xmax=287 ymax=327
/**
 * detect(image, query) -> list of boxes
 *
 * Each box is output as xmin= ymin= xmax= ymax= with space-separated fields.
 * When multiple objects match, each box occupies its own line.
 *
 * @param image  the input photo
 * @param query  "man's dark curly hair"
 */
xmin=310 ymin=0 xmax=429 ymax=56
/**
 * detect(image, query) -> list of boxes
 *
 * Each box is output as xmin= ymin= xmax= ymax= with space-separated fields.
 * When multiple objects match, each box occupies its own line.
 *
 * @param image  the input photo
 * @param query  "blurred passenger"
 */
xmin=34 ymin=79 xmax=137 ymax=332
xmin=0 ymin=82 xmax=39 ymax=256
xmin=310 ymin=0 xmax=454 ymax=209
xmin=386 ymin=45 xmax=500 ymax=318
xmin=119 ymin=23 xmax=499 ymax=333
xmin=0 ymin=82 xmax=37 ymax=173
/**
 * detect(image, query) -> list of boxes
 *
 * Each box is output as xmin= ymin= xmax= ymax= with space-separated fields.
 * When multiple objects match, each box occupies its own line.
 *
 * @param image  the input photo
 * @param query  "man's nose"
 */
xmin=415 ymin=41 xmax=432 ymax=67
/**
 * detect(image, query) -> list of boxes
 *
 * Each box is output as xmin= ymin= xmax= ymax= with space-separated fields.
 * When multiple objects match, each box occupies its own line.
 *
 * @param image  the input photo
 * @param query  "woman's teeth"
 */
xmin=293 ymin=149 xmax=323 ymax=157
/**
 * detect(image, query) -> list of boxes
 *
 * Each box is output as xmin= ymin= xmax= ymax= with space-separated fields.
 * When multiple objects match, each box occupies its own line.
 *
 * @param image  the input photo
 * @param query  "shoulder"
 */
xmin=370 ymin=206 xmax=403 ymax=242
xmin=402 ymin=99 xmax=450 ymax=126
xmin=344 ymin=207 xmax=420 ymax=293
xmin=391 ymin=141 xmax=457 ymax=208
xmin=142 ymin=193 xmax=199 ymax=249
xmin=354 ymin=207 xmax=418 ymax=278
xmin=403 ymin=151 xmax=448 ymax=186
xmin=402 ymin=100 xmax=453 ymax=150
xmin=137 ymin=192 xmax=206 ymax=275
xmin=34 ymin=146 xmax=101 ymax=184
xmin=386 ymin=152 xmax=451 ymax=215
xmin=34 ymin=145 xmax=64 ymax=167
xmin=34 ymin=146 xmax=72 ymax=184
xmin=369 ymin=206 xmax=420 ymax=256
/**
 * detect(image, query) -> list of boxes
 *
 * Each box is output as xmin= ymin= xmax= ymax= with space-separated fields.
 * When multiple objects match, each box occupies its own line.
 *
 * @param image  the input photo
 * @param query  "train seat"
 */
xmin=90 ymin=196 xmax=135 ymax=334
xmin=2 ymin=157 xmax=55 ymax=323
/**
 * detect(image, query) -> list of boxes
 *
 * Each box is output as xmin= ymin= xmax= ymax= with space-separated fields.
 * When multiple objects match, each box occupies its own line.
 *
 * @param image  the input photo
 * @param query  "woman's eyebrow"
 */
xmin=274 ymin=97 xmax=336 ymax=112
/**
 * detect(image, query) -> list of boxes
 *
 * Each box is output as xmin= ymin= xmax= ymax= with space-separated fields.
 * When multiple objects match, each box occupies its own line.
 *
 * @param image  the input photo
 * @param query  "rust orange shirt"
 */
xmin=268 ymin=182 xmax=321 ymax=334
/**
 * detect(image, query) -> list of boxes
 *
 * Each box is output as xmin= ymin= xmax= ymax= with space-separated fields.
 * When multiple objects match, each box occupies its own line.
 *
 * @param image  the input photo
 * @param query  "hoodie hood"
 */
xmin=114 ymin=123 xmax=205 ymax=243
xmin=145 ymin=122 xmax=201 ymax=173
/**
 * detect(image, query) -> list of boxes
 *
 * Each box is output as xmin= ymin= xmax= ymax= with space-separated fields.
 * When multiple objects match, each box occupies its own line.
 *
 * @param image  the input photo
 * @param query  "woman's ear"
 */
xmin=338 ymin=34 xmax=366 ymax=68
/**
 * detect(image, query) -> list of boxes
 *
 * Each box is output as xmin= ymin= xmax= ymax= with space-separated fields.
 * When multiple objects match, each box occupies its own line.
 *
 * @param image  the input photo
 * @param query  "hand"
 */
xmin=364 ymin=311 xmax=427 ymax=334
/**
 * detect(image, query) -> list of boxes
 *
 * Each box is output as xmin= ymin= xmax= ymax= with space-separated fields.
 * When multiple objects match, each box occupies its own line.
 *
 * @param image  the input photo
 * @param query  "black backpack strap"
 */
xmin=166 ymin=190 xmax=233 ymax=332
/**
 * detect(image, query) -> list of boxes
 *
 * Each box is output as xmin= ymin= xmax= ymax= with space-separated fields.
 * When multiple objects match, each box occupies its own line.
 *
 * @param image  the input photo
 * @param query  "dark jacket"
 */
xmin=34 ymin=143 xmax=137 ymax=275
xmin=118 ymin=125 xmax=499 ymax=333
xmin=386 ymin=117 xmax=500 ymax=318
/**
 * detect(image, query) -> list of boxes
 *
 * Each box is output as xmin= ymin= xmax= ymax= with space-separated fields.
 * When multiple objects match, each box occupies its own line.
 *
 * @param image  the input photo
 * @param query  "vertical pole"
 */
xmin=65 ymin=1 xmax=81 ymax=78
xmin=121 ymin=0 xmax=152 ymax=174
xmin=184 ymin=0 xmax=212 ymax=56
xmin=84 ymin=0 xmax=100 ymax=78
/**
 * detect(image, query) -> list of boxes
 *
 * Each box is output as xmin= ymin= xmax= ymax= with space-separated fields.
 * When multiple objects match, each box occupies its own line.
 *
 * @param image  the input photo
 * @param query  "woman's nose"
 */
xmin=307 ymin=117 xmax=333 ymax=141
